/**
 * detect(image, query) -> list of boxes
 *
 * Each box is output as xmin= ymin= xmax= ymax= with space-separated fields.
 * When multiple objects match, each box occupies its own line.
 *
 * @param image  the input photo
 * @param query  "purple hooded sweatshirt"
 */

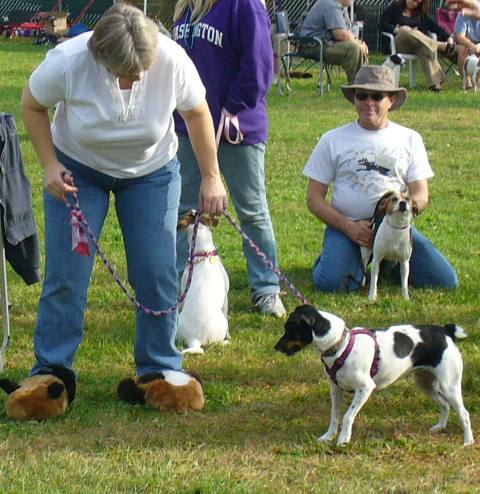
xmin=173 ymin=0 xmax=273 ymax=145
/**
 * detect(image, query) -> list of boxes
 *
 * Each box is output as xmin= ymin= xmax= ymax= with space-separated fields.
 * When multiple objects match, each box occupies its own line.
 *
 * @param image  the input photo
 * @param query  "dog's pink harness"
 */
xmin=322 ymin=329 xmax=380 ymax=386
xmin=191 ymin=250 xmax=218 ymax=264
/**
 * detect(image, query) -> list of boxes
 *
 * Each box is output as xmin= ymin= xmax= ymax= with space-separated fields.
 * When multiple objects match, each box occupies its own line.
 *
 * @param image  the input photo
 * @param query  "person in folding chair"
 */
xmin=453 ymin=11 xmax=480 ymax=87
xmin=303 ymin=65 xmax=458 ymax=294
xmin=299 ymin=0 xmax=369 ymax=84
xmin=19 ymin=4 xmax=227 ymax=418
xmin=380 ymin=0 xmax=455 ymax=92
xmin=173 ymin=0 xmax=286 ymax=318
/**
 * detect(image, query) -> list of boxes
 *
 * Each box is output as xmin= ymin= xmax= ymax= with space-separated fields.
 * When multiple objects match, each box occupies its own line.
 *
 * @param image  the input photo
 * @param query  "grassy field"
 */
xmin=0 ymin=38 xmax=479 ymax=493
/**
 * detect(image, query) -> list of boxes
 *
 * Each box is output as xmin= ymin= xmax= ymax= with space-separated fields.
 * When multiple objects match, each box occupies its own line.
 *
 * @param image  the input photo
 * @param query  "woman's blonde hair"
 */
xmin=89 ymin=3 xmax=158 ymax=78
xmin=173 ymin=0 xmax=218 ymax=23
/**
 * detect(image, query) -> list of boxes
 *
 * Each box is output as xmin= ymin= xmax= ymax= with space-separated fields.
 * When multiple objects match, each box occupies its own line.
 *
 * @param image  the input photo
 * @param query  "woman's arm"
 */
xmin=21 ymin=84 xmax=77 ymax=200
xmin=407 ymin=179 xmax=429 ymax=214
xmin=306 ymin=179 xmax=373 ymax=248
xmin=178 ymin=101 xmax=227 ymax=215
xmin=379 ymin=3 xmax=401 ymax=34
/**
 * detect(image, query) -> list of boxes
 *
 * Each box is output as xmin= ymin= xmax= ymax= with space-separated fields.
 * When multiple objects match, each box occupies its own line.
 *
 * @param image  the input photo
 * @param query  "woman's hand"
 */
xmin=344 ymin=219 xmax=373 ymax=248
xmin=199 ymin=175 xmax=228 ymax=215
xmin=43 ymin=161 xmax=78 ymax=201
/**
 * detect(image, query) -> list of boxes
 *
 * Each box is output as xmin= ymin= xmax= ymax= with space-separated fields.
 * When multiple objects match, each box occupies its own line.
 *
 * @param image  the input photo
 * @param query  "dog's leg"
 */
xmin=414 ymin=371 xmax=450 ymax=433
xmin=399 ymin=260 xmax=410 ymax=300
xmin=442 ymin=383 xmax=474 ymax=446
xmin=368 ymin=259 xmax=380 ymax=301
xmin=318 ymin=381 xmax=343 ymax=442
xmin=337 ymin=381 xmax=375 ymax=446
xmin=181 ymin=339 xmax=205 ymax=355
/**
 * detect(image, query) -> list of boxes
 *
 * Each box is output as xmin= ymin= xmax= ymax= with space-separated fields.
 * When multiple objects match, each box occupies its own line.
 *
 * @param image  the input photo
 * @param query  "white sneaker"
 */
xmin=254 ymin=293 xmax=286 ymax=318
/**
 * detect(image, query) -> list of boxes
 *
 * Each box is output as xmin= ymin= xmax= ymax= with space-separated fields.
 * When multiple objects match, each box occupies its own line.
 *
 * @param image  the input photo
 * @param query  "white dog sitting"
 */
xmin=176 ymin=211 xmax=229 ymax=354
xmin=463 ymin=54 xmax=480 ymax=91
xmin=275 ymin=305 xmax=474 ymax=447
xmin=361 ymin=190 xmax=417 ymax=301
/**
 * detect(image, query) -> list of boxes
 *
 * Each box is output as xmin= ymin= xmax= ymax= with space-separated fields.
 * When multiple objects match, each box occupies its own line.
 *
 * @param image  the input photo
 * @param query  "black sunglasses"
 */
xmin=354 ymin=92 xmax=387 ymax=102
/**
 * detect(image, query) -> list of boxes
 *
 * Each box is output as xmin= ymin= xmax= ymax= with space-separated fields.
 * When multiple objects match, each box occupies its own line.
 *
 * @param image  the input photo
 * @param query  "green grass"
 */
xmin=0 ymin=39 xmax=479 ymax=493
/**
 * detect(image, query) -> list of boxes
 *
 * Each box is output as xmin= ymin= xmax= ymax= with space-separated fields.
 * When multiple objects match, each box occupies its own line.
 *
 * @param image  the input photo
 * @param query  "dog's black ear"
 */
xmin=117 ymin=378 xmax=146 ymax=405
xmin=375 ymin=191 xmax=395 ymax=215
xmin=0 ymin=379 xmax=21 ymax=394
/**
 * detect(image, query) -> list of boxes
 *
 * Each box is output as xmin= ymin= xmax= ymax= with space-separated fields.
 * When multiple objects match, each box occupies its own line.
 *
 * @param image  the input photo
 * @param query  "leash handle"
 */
xmin=215 ymin=108 xmax=244 ymax=147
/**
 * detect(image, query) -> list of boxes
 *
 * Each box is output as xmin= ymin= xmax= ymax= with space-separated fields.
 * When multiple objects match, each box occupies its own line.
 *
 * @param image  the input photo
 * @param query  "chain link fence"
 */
xmin=0 ymin=1 xmax=447 ymax=50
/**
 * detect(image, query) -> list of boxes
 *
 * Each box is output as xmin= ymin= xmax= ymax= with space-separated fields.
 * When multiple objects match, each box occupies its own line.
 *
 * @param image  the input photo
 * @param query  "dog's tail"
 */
xmin=443 ymin=323 xmax=468 ymax=341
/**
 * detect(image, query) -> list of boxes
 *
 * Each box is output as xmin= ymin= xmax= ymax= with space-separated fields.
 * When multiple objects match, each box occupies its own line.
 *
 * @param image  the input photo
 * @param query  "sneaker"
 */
xmin=254 ymin=293 xmax=286 ymax=318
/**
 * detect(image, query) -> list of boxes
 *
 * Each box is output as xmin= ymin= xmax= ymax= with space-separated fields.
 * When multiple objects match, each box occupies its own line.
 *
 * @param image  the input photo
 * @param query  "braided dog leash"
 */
xmin=222 ymin=210 xmax=310 ymax=305
xmin=61 ymin=172 xmax=310 ymax=313
xmin=61 ymin=171 xmax=201 ymax=317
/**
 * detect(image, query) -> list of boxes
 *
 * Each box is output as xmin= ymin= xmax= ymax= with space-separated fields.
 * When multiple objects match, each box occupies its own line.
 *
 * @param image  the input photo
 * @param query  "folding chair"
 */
xmin=274 ymin=10 xmax=331 ymax=96
xmin=436 ymin=8 xmax=460 ymax=77
xmin=381 ymin=31 xmax=420 ymax=87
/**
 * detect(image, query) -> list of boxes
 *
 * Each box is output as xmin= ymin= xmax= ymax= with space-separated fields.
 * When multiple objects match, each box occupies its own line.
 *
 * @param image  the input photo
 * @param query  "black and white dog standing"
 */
xmin=361 ymin=191 xmax=417 ymax=301
xmin=274 ymin=305 xmax=474 ymax=446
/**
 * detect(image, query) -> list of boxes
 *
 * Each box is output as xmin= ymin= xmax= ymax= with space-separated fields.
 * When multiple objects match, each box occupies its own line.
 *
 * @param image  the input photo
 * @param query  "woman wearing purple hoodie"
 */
xmin=173 ymin=0 xmax=286 ymax=317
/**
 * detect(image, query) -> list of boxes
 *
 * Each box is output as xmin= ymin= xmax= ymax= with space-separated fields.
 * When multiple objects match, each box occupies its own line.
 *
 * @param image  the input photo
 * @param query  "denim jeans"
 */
xmin=313 ymin=225 xmax=458 ymax=292
xmin=176 ymin=135 xmax=280 ymax=299
xmin=32 ymin=150 xmax=182 ymax=377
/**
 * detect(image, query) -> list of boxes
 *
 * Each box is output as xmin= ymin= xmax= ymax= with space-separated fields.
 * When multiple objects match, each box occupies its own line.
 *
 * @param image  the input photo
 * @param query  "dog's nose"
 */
xmin=399 ymin=201 xmax=407 ymax=212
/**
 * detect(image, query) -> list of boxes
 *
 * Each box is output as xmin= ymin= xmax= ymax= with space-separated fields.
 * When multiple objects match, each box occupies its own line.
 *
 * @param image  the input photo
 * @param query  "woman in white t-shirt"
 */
xmin=20 ymin=4 xmax=227 ymax=415
xmin=303 ymin=65 xmax=457 ymax=292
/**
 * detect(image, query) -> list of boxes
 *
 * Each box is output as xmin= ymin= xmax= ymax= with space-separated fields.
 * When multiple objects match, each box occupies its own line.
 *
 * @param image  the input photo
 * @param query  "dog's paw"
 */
xmin=429 ymin=423 xmax=446 ymax=434
xmin=463 ymin=437 xmax=475 ymax=447
xmin=317 ymin=432 xmax=336 ymax=442
xmin=181 ymin=347 xmax=205 ymax=355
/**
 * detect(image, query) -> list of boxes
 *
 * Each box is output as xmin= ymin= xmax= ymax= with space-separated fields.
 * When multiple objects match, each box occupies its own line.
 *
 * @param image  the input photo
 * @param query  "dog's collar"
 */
xmin=191 ymin=250 xmax=218 ymax=264
xmin=322 ymin=329 xmax=380 ymax=387
xmin=386 ymin=218 xmax=411 ymax=230
xmin=322 ymin=329 xmax=349 ymax=358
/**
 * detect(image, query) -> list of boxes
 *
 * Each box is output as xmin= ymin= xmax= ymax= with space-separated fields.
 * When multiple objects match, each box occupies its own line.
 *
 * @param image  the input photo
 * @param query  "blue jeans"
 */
xmin=32 ymin=150 xmax=182 ymax=377
xmin=176 ymin=135 xmax=280 ymax=299
xmin=313 ymin=226 xmax=458 ymax=292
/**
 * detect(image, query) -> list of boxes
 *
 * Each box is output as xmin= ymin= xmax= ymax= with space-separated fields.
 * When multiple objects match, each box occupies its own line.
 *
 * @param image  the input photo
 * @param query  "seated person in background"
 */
xmin=447 ymin=0 xmax=480 ymax=14
xmin=303 ymin=65 xmax=458 ymax=293
xmin=454 ymin=13 xmax=480 ymax=87
xmin=379 ymin=0 xmax=455 ymax=91
xmin=299 ymin=0 xmax=368 ymax=84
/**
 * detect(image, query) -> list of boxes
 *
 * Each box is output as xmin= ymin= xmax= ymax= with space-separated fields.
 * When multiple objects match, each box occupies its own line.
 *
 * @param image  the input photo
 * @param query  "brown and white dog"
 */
xmin=274 ymin=305 xmax=474 ymax=446
xmin=361 ymin=190 xmax=418 ymax=301
xmin=463 ymin=54 xmax=480 ymax=92
xmin=176 ymin=211 xmax=229 ymax=354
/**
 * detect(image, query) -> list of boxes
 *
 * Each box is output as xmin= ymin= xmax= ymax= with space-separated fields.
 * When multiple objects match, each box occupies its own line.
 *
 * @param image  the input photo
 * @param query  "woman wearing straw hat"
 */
xmin=303 ymin=65 xmax=458 ymax=293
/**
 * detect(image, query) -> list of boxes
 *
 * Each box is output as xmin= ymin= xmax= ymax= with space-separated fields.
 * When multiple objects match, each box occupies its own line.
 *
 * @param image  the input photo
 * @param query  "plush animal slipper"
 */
xmin=117 ymin=370 xmax=204 ymax=411
xmin=0 ymin=365 xmax=76 ymax=420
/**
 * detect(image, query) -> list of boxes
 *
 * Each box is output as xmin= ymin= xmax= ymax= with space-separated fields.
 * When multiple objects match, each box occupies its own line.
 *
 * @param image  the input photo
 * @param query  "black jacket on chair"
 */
xmin=0 ymin=113 xmax=41 ymax=285
xmin=379 ymin=2 xmax=450 ymax=53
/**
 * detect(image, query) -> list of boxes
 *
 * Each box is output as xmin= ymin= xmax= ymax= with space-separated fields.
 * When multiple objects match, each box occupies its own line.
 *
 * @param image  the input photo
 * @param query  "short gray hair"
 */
xmin=89 ymin=3 xmax=158 ymax=78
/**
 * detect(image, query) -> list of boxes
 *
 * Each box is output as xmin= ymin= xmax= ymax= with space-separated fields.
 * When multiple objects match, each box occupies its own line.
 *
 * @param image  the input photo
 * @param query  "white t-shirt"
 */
xmin=29 ymin=32 xmax=205 ymax=178
xmin=303 ymin=121 xmax=434 ymax=221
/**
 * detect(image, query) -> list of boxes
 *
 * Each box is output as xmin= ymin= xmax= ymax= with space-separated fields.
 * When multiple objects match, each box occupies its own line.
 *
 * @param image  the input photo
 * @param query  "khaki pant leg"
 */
xmin=325 ymin=41 xmax=364 ymax=84
xmin=394 ymin=30 xmax=445 ymax=87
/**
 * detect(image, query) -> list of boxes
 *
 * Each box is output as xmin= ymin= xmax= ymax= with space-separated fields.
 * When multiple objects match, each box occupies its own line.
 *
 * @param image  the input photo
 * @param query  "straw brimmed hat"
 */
xmin=341 ymin=65 xmax=407 ymax=111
